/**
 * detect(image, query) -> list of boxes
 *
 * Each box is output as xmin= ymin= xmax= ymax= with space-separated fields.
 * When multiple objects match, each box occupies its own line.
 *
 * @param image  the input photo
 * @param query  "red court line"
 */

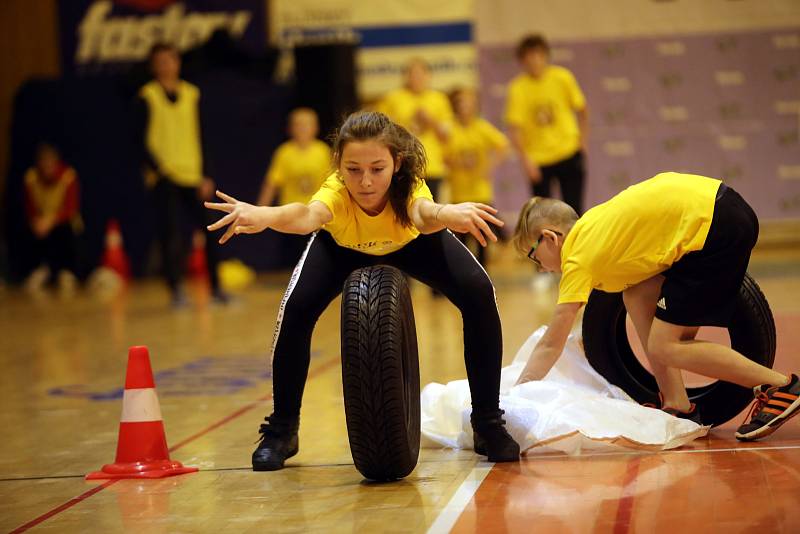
xmin=613 ymin=456 xmax=642 ymax=534
xmin=9 ymin=357 xmax=340 ymax=533
xmin=9 ymin=480 xmax=119 ymax=534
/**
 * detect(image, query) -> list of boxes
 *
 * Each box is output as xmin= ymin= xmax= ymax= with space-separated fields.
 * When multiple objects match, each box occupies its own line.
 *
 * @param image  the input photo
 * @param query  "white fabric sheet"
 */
xmin=421 ymin=328 xmax=708 ymax=455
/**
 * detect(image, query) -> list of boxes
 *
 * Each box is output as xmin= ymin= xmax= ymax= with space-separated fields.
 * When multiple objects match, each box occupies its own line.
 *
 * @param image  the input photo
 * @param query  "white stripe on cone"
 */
xmin=120 ymin=388 xmax=163 ymax=422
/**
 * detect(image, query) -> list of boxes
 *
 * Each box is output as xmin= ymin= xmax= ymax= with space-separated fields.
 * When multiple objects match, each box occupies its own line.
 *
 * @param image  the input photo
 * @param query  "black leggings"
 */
xmin=153 ymin=178 xmax=220 ymax=293
xmin=270 ymin=230 xmax=503 ymax=419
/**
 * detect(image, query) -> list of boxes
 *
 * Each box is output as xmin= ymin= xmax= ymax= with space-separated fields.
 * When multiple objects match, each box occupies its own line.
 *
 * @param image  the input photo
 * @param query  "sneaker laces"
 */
xmin=255 ymin=416 xmax=296 ymax=443
xmin=741 ymin=389 xmax=772 ymax=426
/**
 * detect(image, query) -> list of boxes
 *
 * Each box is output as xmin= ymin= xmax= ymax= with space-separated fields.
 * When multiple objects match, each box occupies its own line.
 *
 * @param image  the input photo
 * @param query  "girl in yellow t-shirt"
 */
xmin=207 ymin=111 xmax=520 ymax=470
xmin=445 ymin=88 xmax=510 ymax=265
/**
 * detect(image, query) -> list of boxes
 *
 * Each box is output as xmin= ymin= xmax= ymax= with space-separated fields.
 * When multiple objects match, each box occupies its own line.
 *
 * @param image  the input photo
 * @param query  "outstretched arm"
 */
xmin=410 ymin=198 xmax=504 ymax=247
xmin=205 ymin=190 xmax=332 ymax=244
xmin=516 ymin=302 xmax=583 ymax=384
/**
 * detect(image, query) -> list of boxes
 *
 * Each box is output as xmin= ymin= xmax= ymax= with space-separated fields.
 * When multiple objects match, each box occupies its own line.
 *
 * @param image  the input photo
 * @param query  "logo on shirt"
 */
xmin=657 ymin=297 xmax=667 ymax=310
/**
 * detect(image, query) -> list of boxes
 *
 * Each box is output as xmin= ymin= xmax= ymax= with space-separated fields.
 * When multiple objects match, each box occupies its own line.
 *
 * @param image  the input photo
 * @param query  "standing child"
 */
xmin=512 ymin=172 xmax=800 ymax=441
xmin=446 ymin=88 xmax=510 ymax=265
xmin=257 ymin=108 xmax=332 ymax=266
xmin=377 ymin=58 xmax=453 ymax=201
xmin=207 ymin=111 xmax=520 ymax=470
xmin=256 ymin=108 xmax=332 ymax=207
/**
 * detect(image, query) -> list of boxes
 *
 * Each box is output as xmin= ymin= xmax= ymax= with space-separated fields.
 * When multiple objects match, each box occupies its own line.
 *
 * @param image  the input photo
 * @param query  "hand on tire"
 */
xmin=439 ymin=203 xmax=504 ymax=247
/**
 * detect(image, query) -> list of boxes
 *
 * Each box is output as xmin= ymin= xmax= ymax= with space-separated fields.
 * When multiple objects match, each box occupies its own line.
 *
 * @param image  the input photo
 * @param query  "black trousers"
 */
xmin=532 ymin=151 xmax=585 ymax=214
xmin=153 ymin=179 xmax=220 ymax=293
xmin=33 ymin=223 xmax=77 ymax=277
xmin=270 ymin=230 xmax=503 ymax=419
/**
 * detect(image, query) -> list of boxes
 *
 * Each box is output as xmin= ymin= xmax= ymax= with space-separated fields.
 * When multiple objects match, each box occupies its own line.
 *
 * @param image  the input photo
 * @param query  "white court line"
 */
xmin=523 ymin=443 xmax=800 ymax=460
xmin=427 ymin=463 xmax=494 ymax=534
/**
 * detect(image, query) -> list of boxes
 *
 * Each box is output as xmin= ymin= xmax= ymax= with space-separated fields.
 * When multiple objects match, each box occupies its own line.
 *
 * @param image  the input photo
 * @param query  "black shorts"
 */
xmin=655 ymin=184 xmax=759 ymax=327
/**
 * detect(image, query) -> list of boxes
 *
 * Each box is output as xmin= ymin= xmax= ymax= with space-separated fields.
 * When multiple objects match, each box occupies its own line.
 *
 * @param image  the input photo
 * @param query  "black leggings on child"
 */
xmin=269 ymin=229 xmax=503 ymax=419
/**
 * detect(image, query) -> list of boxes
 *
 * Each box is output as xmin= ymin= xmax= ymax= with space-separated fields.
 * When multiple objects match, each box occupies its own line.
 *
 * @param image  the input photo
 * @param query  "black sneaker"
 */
xmin=735 ymin=374 xmax=800 ymax=441
xmin=471 ymin=410 xmax=520 ymax=462
xmin=662 ymin=403 xmax=703 ymax=425
xmin=252 ymin=415 xmax=299 ymax=471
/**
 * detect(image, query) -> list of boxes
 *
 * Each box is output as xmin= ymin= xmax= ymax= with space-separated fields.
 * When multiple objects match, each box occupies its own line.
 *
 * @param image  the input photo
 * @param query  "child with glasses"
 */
xmin=512 ymin=172 xmax=799 ymax=441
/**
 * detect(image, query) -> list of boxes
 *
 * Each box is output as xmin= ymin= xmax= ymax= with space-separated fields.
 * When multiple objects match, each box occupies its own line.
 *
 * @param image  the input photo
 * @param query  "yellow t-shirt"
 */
xmin=310 ymin=172 xmax=433 ymax=255
xmin=445 ymin=118 xmax=509 ymax=204
xmin=504 ymin=65 xmax=585 ymax=166
xmin=266 ymin=140 xmax=332 ymax=205
xmin=377 ymin=88 xmax=454 ymax=178
xmin=558 ymin=172 xmax=723 ymax=305
xmin=139 ymin=80 xmax=203 ymax=187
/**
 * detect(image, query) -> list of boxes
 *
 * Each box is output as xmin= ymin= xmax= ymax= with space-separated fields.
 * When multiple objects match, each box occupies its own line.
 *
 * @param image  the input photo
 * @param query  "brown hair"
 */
xmin=332 ymin=111 xmax=426 ymax=228
xmin=515 ymin=34 xmax=550 ymax=59
xmin=148 ymin=42 xmax=179 ymax=64
xmin=513 ymin=197 xmax=578 ymax=254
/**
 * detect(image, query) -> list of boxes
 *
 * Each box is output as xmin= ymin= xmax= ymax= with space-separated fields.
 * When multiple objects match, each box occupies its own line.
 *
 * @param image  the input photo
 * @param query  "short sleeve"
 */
xmin=410 ymin=178 xmax=434 ymax=204
xmin=557 ymin=258 xmax=593 ymax=305
xmin=433 ymin=91 xmax=454 ymax=123
xmin=479 ymin=119 xmax=510 ymax=150
xmin=266 ymin=145 xmax=287 ymax=187
xmin=560 ymin=69 xmax=586 ymax=111
xmin=310 ymin=173 xmax=349 ymax=226
xmin=504 ymin=79 xmax=528 ymax=126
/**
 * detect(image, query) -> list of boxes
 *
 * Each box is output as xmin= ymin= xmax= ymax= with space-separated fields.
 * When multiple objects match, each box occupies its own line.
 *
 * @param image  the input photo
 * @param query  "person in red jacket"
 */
xmin=23 ymin=143 xmax=82 ymax=294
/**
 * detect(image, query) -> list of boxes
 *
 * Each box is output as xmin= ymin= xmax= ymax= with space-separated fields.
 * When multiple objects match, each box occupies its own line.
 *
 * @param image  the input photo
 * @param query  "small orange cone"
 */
xmin=101 ymin=219 xmax=131 ymax=281
xmin=86 ymin=346 xmax=198 ymax=480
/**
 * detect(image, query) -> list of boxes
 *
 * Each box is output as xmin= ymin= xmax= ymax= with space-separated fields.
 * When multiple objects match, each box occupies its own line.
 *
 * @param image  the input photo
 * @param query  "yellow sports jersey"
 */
xmin=445 ymin=118 xmax=509 ymax=204
xmin=139 ymin=80 xmax=203 ymax=187
xmin=377 ymin=88 xmax=454 ymax=178
xmin=504 ymin=65 xmax=585 ymax=166
xmin=267 ymin=140 xmax=332 ymax=205
xmin=558 ymin=172 xmax=723 ymax=305
xmin=310 ymin=172 xmax=433 ymax=255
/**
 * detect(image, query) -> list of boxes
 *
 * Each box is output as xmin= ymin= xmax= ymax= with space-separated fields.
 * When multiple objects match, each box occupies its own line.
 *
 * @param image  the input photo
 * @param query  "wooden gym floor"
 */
xmin=1 ymin=242 xmax=799 ymax=533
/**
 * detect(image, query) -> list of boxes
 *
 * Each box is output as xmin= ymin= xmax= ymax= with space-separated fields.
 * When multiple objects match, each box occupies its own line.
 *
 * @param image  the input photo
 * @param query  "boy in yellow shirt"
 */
xmin=207 ymin=111 xmax=520 ymax=469
xmin=512 ymin=172 xmax=799 ymax=441
xmin=257 ymin=108 xmax=332 ymax=207
xmin=377 ymin=58 xmax=453 ymax=201
xmin=446 ymin=88 xmax=510 ymax=265
xmin=505 ymin=34 xmax=588 ymax=213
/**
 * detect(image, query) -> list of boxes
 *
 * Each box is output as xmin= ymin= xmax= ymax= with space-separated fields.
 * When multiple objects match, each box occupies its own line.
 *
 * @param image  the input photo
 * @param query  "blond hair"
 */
xmin=513 ymin=197 xmax=579 ymax=254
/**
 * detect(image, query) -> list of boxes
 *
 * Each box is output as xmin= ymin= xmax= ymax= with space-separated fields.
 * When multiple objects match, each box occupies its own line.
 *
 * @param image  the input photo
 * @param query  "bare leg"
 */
xmin=648 ymin=318 xmax=789 ymax=390
xmin=623 ymin=275 xmax=692 ymax=411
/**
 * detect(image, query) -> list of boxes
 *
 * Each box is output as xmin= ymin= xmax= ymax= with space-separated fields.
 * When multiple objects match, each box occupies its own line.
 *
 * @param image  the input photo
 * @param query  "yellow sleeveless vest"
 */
xmin=139 ymin=80 xmax=203 ymax=187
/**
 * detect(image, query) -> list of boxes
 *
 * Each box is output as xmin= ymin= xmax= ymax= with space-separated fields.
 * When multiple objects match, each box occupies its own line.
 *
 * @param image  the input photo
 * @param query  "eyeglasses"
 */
xmin=527 ymin=229 xmax=562 ymax=268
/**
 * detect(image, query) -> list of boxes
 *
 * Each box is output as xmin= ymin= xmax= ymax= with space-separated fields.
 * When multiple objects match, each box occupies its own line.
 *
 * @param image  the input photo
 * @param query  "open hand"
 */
xmin=205 ymin=190 xmax=271 ymax=244
xmin=438 ymin=203 xmax=504 ymax=247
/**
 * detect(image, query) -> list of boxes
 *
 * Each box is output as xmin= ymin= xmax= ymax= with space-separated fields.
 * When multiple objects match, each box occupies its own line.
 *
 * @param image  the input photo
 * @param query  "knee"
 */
xmin=455 ymin=271 xmax=497 ymax=312
xmin=646 ymin=337 xmax=679 ymax=366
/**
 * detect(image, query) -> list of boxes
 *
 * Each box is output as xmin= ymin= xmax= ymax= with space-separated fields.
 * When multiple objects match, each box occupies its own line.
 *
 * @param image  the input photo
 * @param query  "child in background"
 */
xmin=206 ymin=111 xmax=520 ymax=470
xmin=445 ymin=88 xmax=510 ymax=265
xmin=257 ymin=108 xmax=332 ymax=207
xmin=23 ymin=143 xmax=82 ymax=295
xmin=377 ymin=58 xmax=453 ymax=201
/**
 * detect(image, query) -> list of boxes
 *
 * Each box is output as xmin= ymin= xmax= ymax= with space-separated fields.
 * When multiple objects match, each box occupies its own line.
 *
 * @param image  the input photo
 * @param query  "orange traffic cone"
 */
xmin=86 ymin=346 xmax=198 ymax=480
xmin=186 ymin=230 xmax=208 ymax=280
xmin=101 ymin=219 xmax=131 ymax=281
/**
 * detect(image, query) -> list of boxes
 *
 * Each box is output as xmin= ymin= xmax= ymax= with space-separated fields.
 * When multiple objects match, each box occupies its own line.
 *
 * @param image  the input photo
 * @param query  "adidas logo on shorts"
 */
xmin=657 ymin=297 xmax=667 ymax=310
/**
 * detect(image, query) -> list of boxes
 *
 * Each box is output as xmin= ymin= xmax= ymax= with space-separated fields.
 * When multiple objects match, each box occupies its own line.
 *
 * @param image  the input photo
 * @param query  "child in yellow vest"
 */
xmin=206 ymin=111 xmax=520 ymax=470
xmin=23 ymin=143 xmax=82 ymax=294
xmin=445 ymin=88 xmax=510 ymax=265
xmin=512 ymin=173 xmax=800 ymax=441
xmin=138 ymin=42 xmax=226 ymax=306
